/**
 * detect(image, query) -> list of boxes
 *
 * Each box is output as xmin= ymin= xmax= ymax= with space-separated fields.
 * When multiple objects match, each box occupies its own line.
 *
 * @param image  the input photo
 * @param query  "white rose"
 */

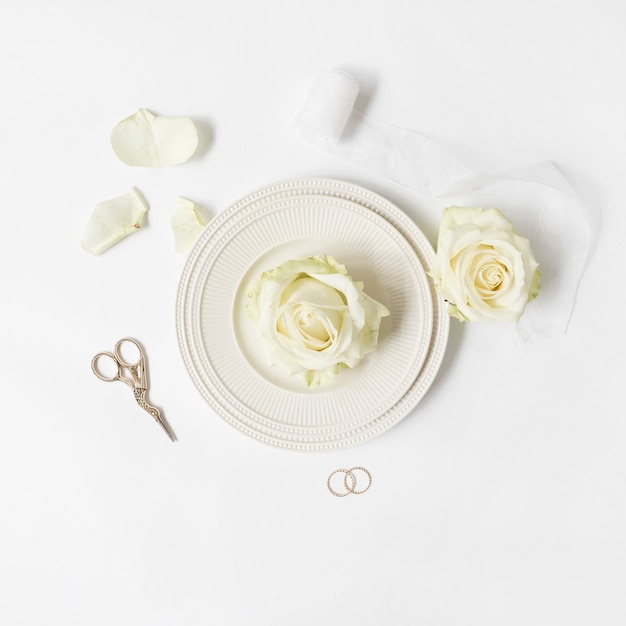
xmin=246 ymin=255 xmax=390 ymax=387
xmin=430 ymin=206 xmax=541 ymax=322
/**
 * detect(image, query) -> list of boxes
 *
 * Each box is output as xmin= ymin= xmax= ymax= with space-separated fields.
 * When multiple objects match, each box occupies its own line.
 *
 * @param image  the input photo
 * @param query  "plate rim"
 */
xmin=186 ymin=195 xmax=433 ymax=431
xmin=176 ymin=177 xmax=449 ymax=451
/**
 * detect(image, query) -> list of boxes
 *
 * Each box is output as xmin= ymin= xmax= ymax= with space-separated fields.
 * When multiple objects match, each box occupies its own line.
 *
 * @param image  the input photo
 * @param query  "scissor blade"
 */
xmin=156 ymin=418 xmax=177 ymax=442
xmin=133 ymin=388 xmax=176 ymax=442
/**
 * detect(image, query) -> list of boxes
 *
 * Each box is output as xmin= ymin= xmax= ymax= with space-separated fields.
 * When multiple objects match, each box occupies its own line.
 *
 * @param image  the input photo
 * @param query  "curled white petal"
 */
xmin=111 ymin=108 xmax=198 ymax=167
xmin=80 ymin=188 xmax=149 ymax=255
xmin=170 ymin=197 xmax=209 ymax=255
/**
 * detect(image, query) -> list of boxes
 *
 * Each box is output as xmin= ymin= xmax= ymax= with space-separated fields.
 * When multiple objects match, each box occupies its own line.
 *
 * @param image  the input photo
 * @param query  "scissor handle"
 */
xmin=91 ymin=351 xmax=123 ymax=382
xmin=113 ymin=337 xmax=145 ymax=368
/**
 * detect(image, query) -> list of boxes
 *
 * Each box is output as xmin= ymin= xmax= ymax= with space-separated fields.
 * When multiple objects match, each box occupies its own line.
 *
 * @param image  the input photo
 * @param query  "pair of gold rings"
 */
xmin=326 ymin=466 xmax=372 ymax=497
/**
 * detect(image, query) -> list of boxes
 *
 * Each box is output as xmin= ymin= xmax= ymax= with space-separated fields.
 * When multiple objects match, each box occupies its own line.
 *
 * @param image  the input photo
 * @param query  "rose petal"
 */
xmin=170 ymin=197 xmax=209 ymax=255
xmin=80 ymin=188 xmax=149 ymax=255
xmin=110 ymin=108 xmax=198 ymax=167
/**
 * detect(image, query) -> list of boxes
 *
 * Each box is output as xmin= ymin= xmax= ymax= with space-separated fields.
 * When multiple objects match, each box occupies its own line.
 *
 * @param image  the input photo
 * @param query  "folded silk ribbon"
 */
xmin=291 ymin=69 xmax=592 ymax=342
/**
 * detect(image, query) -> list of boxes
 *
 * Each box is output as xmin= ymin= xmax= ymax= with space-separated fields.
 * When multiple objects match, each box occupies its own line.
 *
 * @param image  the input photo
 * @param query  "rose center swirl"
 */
xmin=276 ymin=277 xmax=346 ymax=351
xmin=469 ymin=248 xmax=512 ymax=295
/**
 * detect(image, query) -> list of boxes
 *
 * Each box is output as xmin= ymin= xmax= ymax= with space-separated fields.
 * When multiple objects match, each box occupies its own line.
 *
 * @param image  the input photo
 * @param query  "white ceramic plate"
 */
xmin=177 ymin=179 xmax=449 ymax=450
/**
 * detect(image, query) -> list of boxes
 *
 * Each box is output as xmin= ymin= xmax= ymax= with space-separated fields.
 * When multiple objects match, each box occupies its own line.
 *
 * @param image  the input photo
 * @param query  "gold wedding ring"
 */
xmin=327 ymin=466 xmax=372 ymax=497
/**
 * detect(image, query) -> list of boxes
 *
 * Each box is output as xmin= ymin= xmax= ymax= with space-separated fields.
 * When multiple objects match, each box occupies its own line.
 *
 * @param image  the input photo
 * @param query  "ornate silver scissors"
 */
xmin=91 ymin=337 xmax=176 ymax=442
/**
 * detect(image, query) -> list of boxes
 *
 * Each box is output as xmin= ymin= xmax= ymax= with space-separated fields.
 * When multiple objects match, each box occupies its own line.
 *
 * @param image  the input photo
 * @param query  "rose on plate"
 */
xmin=430 ymin=206 xmax=541 ymax=322
xmin=246 ymin=255 xmax=389 ymax=387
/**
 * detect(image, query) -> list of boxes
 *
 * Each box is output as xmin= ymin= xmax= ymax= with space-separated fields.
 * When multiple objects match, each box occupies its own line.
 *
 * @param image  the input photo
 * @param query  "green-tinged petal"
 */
xmin=528 ymin=268 xmax=542 ymax=301
xmin=447 ymin=303 xmax=468 ymax=322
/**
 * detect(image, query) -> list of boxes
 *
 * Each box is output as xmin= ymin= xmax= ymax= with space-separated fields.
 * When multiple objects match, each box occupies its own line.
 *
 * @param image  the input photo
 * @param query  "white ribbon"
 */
xmin=291 ymin=69 xmax=592 ymax=341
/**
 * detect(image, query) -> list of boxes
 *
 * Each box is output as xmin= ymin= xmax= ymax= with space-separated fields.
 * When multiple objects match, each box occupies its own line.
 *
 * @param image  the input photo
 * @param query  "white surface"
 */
xmin=0 ymin=1 xmax=624 ymax=624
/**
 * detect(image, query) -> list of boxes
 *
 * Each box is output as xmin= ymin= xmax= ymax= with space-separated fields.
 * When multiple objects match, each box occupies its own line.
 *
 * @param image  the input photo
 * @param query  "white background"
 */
xmin=1 ymin=1 xmax=624 ymax=624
